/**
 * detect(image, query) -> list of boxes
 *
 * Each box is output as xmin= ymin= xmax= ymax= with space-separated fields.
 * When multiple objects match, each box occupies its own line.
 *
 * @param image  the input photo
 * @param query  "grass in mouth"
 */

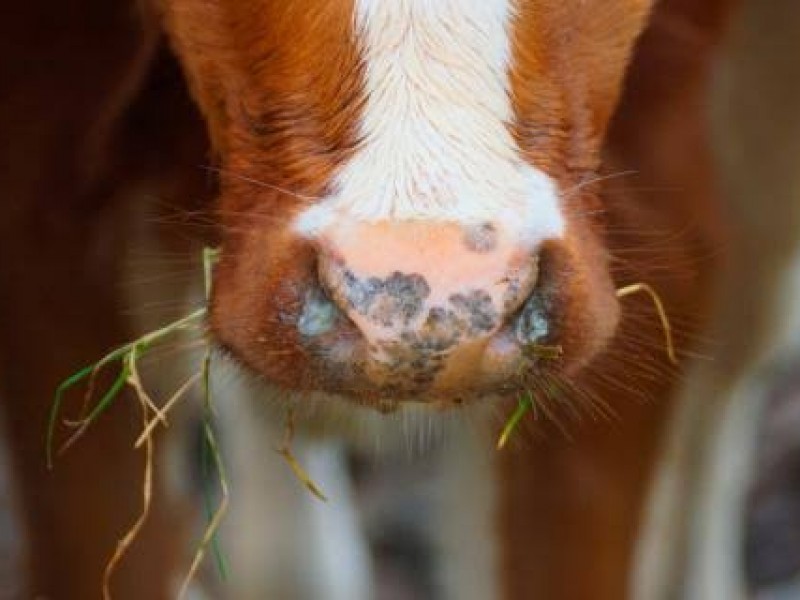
xmin=47 ymin=247 xmax=324 ymax=599
xmin=496 ymin=282 xmax=678 ymax=449
xmin=496 ymin=390 xmax=537 ymax=450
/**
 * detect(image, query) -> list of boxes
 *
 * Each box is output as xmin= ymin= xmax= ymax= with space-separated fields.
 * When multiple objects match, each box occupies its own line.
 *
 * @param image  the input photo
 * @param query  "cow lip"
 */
xmin=214 ymin=321 xmax=563 ymax=412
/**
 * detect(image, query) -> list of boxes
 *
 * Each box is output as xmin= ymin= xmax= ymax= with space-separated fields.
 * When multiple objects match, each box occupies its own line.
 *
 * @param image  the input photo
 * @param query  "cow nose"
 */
xmin=312 ymin=221 xmax=540 ymax=385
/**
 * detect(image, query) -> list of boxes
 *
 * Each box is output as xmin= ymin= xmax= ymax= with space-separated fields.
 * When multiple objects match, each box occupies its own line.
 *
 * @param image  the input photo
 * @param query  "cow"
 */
xmin=0 ymin=0 xmax=754 ymax=598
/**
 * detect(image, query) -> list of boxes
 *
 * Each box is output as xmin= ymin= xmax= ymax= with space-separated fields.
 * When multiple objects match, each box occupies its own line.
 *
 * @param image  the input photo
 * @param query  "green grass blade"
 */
xmin=200 ymin=357 xmax=229 ymax=580
xmin=46 ymin=340 xmax=144 ymax=467
xmin=47 ymin=246 xmax=225 ymax=591
xmin=200 ymin=245 xmax=228 ymax=580
xmin=202 ymin=247 xmax=219 ymax=302
xmin=137 ymin=309 xmax=206 ymax=347
xmin=82 ymin=363 xmax=132 ymax=427
xmin=497 ymin=392 xmax=535 ymax=450
xmin=47 ymin=364 xmax=97 ymax=468
xmin=201 ymin=419 xmax=229 ymax=581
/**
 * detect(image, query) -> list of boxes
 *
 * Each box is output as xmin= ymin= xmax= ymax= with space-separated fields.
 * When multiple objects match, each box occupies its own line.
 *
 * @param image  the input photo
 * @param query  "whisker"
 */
xmin=562 ymin=169 xmax=640 ymax=199
xmin=202 ymin=165 xmax=321 ymax=202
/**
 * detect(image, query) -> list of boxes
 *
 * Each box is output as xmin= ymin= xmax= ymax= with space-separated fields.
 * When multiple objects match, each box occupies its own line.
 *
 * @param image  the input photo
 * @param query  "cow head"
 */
xmin=156 ymin=0 xmax=654 ymax=408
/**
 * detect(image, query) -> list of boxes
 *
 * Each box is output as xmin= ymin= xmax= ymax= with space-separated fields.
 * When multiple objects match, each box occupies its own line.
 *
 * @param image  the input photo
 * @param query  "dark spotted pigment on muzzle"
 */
xmin=370 ymin=286 xmax=503 ymax=389
xmin=306 ymin=267 xmax=510 ymax=391
xmin=341 ymin=270 xmax=430 ymax=328
xmin=463 ymin=222 xmax=499 ymax=253
xmin=337 ymin=270 xmax=501 ymax=341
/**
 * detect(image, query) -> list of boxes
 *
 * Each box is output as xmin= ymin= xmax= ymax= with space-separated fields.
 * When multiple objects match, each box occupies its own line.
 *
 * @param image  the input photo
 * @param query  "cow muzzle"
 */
xmin=300 ymin=220 xmax=552 ymax=396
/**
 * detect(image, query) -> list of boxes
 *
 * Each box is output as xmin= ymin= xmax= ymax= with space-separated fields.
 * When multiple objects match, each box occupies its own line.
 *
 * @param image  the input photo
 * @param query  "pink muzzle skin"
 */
xmin=303 ymin=220 xmax=543 ymax=392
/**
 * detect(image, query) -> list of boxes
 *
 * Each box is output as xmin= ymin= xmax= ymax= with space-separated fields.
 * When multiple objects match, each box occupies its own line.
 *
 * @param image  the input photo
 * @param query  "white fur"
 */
xmin=294 ymin=0 xmax=564 ymax=247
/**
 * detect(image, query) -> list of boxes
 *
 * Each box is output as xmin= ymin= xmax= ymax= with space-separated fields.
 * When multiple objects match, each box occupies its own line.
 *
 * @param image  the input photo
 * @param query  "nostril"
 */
xmin=514 ymin=246 xmax=557 ymax=347
xmin=297 ymin=286 xmax=341 ymax=337
xmin=515 ymin=290 xmax=550 ymax=346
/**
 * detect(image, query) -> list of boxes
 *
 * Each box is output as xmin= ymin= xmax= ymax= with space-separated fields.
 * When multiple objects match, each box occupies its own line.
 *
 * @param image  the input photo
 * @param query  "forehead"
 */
xmin=180 ymin=0 xmax=651 ymax=89
xmin=218 ymin=0 xmax=649 ymax=33
xmin=225 ymin=0 xmax=516 ymax=51
xmin=167 ymin=0 xmax=651 ymax=187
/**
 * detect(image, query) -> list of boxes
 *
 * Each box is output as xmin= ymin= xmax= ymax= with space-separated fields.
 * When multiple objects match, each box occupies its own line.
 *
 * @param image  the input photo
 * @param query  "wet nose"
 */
xmin=313 ymin=221 xmax=540 ymax=379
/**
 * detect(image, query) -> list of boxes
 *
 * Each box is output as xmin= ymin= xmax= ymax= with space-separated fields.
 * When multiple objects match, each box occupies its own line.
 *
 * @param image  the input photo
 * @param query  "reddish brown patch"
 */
xmin=498 ymin=2 xmax=740 ymax=598
xmin=498 ymin=1 xmax=656 ymax=393
xmin=157 ymin=0 xmax=366 ymax=389
xmin=508 ymin=0 xmax=653 ymax=177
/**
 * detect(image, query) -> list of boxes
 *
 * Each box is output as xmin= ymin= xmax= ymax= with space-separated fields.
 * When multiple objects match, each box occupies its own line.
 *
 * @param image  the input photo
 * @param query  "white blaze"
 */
xmin=294 ymin=0 xmax=564 ymax=247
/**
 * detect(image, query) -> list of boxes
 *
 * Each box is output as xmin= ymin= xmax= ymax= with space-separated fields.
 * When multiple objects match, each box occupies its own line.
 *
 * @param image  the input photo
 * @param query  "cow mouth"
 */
xmin=213 ymin=316 xmax=565 ymax=413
